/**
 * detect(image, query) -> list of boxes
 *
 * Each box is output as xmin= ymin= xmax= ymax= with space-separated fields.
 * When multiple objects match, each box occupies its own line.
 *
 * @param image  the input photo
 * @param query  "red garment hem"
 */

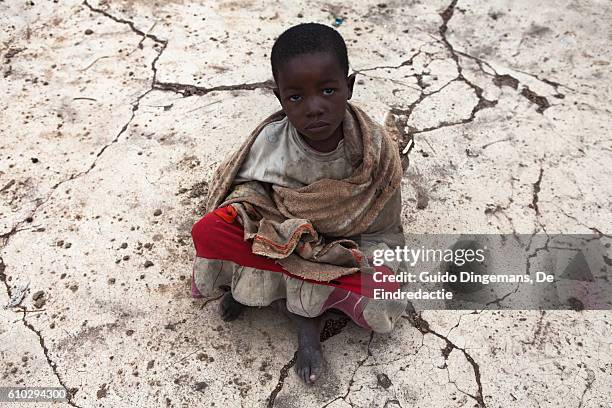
xmin=191 ymin=206 xmax=400 ymax=298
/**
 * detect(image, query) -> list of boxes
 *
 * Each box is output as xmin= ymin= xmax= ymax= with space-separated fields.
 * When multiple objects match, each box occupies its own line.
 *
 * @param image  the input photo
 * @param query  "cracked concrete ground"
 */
xmin=1 ymin=0 xmax=611 ymax=407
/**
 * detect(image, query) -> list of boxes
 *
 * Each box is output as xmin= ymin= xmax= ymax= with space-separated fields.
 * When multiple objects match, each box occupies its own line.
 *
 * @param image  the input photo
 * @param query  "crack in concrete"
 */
xmin=466 ymin=53 xmax=554 ymax=113
xmin=453 ymin=48 xmax=562 ymax=103
xmin=555 ymin=207 xmax=611 ymax=236
xmin=199 ymin=293 xmax=224 ymax=310
xmin=482 ymin=282 xmax=520 ymax=308
xmin=404 ymin=311 xmax=486 ymax=407
xmin=437 ymin=1 xmax=559 ymax=114
xmin=383 ymin=398 xmax=404 ymax=408
xmin=492 ymin=73 xmax=519 ymax=89
xmin=386 ymin=0 xmax=500 ymax=153
xmin=320 ymin=331 xmax=374 ymax=408
xmin=20 ymin=311 xmax=82 ymax=407
xmin=480 ymin=169 xmax=550 ymax=306
xmin=353 ymin=45 xmax=429 ymax=75
xmin=0 ymin=101 xmax=139 ymax=250
xmin=521 ymin=311 xmax=546 ymax=346
xmin=444 ymin=364 xmax=476 ymax=404
xmin=84 ymin=1 xmax=276 ymax=98
xmin=577 ymin=368 xmax=595 ymax=408
xmin=0 ymin=80 xmax=144 ymax=250
xmin=525 ymin=232 xmax=551 ymax=280
xmin=0 ymin=258 xmax=80 ymax=407
xmin=531 ymin=167 xmax=544 ymax=216
xmin=438 ymin=0 xmax=497 ymax=114
xmin=444 ymin=311 xmax=479 ymax=339
xmin=511 ymin=67 xmax=573 ymax=93
xmin=0 ymin=257 xmax=14 ymax=300
xmin=153 ymin=79 xmax=274 ymax=97
xmin=266 ymin=351 xmax=297 ymax=408
xmin=82 ymin=1 xmax=166 ymax=45
xmin=357 ymin=71 xmax=422 ymax=92
xmin=78 ymin=0 xmax=174 ymax=181
xmin=521 ymin=86 xmax=551 ymax=114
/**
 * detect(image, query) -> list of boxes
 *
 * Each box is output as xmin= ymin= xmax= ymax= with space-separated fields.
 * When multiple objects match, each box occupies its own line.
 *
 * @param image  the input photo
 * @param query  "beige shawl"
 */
xmin=205 ymin=103 xmax=402 ymax=281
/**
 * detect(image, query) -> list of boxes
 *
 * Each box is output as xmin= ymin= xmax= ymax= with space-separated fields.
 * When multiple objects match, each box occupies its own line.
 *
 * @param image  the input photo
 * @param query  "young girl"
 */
xmin=191 ymin=23 xmax=407 ymax=384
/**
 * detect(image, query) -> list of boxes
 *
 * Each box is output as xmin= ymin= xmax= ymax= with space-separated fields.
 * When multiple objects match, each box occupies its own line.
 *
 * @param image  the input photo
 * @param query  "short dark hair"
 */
xmin=270 ymin=23 xmax=349 ymax=83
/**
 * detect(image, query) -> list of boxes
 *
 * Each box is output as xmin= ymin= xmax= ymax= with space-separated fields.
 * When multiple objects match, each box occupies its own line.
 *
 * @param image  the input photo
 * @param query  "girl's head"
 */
xmin=271 ymin=23 xmax=356 ymax=150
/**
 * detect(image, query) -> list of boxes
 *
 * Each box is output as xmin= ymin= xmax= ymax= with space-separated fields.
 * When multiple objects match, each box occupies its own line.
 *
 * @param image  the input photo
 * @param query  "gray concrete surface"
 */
xmin=1 ymin=0 xmax=611 ymax=407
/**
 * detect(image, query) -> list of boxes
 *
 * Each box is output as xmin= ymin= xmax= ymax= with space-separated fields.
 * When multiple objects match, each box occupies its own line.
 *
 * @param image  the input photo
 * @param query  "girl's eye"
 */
xmin=323 ymin=88 xmax=335 ymax=95
xmin=289 ymin=95 xmax=301 ymax=102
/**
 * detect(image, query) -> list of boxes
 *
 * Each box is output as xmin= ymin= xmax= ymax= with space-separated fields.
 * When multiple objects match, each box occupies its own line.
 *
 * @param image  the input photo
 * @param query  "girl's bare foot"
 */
xmin=218 ymin=292 xmax=245 ymax=321
xmin=295 ymin=315 xmax=323 ymax=384
xmin=272 ymin=299 xmax=323 ymax=384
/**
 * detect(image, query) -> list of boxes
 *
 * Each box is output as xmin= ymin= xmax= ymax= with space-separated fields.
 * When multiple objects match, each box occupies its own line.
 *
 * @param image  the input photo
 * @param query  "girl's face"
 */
xmin=274 ymin=52 xmax=355 ymax=152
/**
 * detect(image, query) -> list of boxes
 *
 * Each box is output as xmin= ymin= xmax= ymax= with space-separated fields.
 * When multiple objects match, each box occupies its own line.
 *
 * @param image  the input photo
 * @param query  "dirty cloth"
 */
xmin=191 ymin=207 xmax=407 ymax=333
xmin=204 ymin=102 xmax=404 ymax=282
xmin=233 ymin=115 xmax=353 ymax=188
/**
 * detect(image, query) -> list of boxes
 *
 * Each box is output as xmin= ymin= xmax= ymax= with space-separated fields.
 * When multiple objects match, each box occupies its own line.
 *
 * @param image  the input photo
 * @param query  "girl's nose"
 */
xmin=305 ymin=97 xmax=325 ymax=117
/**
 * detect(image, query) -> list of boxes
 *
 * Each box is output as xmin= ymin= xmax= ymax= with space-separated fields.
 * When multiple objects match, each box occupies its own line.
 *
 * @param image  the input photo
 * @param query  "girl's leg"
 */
xmin=191 ymin=206 xmax=287 ymax=321
xmin=192 ymin=207 xmax=303 ymax=323
xmin=218 ymin=292 xmax=245 ymax=321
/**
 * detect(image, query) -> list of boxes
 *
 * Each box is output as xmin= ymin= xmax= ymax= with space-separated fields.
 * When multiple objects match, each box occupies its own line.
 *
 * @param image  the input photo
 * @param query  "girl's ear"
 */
xmin=273 ymin=87 xmax=282 ymax=104
xmin=346 ymin=73 xmax=357 ymax=100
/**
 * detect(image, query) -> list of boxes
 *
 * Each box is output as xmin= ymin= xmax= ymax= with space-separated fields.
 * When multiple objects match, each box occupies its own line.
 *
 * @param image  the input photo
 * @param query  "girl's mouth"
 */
xmin=305 ymin=121 xmax=330 ymax=131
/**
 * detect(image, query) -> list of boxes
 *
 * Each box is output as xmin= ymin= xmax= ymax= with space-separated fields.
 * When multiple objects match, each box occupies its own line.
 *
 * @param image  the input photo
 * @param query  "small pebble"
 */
xmin=108 ymin=278 xmax=116 ymax=284
xmin=126 ymin=329 xmax=134 ymax=336
xmin=34 ymin=298 xmax=46 ymax=308
xmin=120 ymin=243 xmax=128 ymax=249
xmin=376 ymin=373 xmax=392 ymax=389
xmin=153 ymin=209 xmax=162 ymax=216
xmin=31 ymin=157 xmax=39 ymax=163
xmin=85 ymin=29 xmax=93 ymax=35
xmin=144 ymin=260 xmax=154 ymax=268
xmin=32 ymin=290 xmax=45 ymax=301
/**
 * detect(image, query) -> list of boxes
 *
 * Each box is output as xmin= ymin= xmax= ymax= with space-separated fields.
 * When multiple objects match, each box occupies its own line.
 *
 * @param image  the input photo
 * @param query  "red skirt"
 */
xmin=191 ymin=206 xmax=407 ymax=332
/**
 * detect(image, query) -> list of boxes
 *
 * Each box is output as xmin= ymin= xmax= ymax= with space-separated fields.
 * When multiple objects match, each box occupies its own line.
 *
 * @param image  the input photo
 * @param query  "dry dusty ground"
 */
xmin=1 ymin=0 xmax=611 ymax=407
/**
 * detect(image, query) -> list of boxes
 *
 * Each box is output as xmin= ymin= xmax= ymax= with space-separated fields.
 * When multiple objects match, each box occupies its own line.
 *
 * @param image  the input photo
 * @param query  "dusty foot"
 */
xmin=295 ymin=316 xmax=324 ymax=384
xmin=218 ymin=292 xmax=245 ymax=321
xmin=270 ymin=299 xmax=324 ymax=384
